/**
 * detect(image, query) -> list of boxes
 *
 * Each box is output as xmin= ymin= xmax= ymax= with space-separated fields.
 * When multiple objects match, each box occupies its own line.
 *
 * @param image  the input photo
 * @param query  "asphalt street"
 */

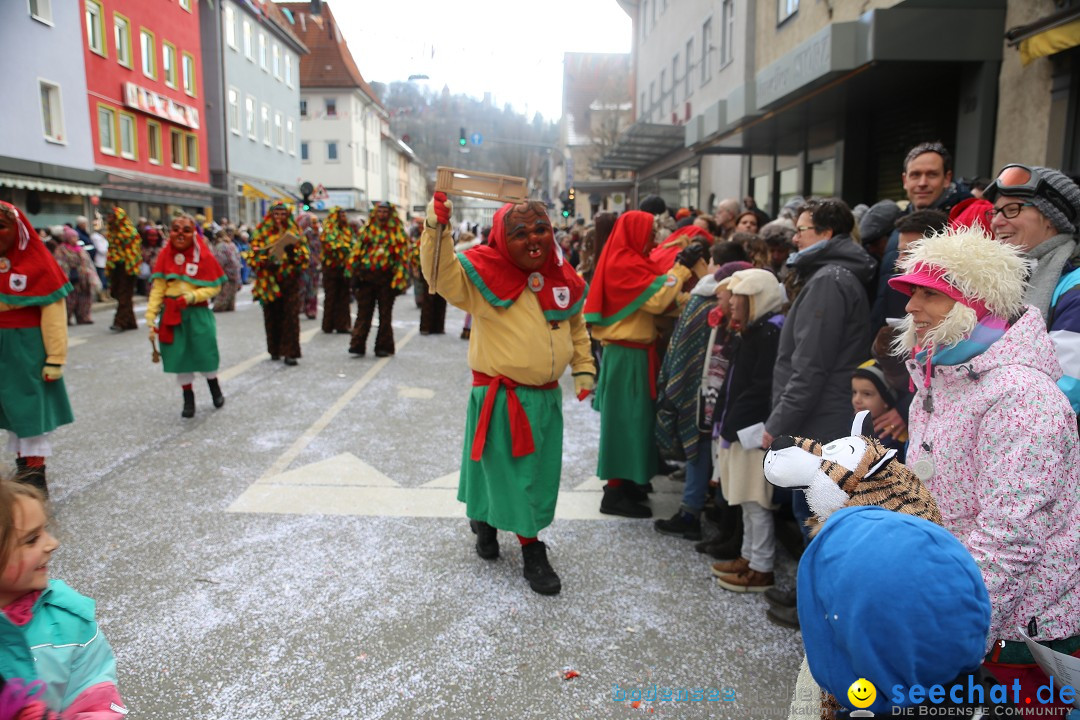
xmin=17 ymin=288 xmax=805 ymax=719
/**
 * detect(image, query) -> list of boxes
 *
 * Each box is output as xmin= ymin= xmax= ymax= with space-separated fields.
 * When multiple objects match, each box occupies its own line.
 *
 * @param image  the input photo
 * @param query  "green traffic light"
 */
xmin=562 ymin=210 xmax=570 ymax=217
xmin=459 ymin=138 xmax=466 ymax=146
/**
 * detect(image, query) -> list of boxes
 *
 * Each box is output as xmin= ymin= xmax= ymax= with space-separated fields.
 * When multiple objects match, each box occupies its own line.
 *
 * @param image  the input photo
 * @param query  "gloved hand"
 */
xmin=41 ymin=365 xmax=62 ymax=383
xmin=148 ymin=326 xmax=158 ymax=341
xmin=427 ymin=192 xmax=453 ymax=227
xmin=573 ymin=373 xmax=596 ymax=398
xmin=181 ymin=291 xmax=198 ymax=306
xmin=675 ymin=242 xmax=708 ymax=269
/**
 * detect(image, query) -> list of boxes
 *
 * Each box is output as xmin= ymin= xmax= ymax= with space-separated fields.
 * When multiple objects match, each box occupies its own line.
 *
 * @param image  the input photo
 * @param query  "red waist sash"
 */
xmin=0 ymin=306 xmax=42 ymax=329
xmin=470 ymin=370 xmax=559 ymax=462
xmin=607 ymin=339 xmax=658 ymax=399
xmin=158 ymin=297 xmax=207 ymax=344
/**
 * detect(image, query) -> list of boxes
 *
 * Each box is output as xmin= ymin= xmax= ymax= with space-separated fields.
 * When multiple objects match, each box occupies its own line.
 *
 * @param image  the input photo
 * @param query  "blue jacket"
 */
xmin=1050 ymin=261 xmax=1080 ymax=413
xmin=0 ymin=580 xmax=123 ymax=715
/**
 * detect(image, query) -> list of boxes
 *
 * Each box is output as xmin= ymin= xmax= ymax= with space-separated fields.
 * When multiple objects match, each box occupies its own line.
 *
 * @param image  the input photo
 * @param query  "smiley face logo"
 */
xmin=847 ymin=678 xmax=877 ymax=709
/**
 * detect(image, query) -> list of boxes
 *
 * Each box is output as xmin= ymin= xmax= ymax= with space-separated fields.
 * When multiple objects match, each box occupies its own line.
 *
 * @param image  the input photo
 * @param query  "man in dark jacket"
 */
xmin=760 ymin=197 xmax=875 ymax=629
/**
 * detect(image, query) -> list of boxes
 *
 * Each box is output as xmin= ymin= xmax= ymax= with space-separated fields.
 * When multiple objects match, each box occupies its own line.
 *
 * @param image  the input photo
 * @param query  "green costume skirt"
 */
xmin=596 ymin=344 xmax=657 ymax=485
xmin=459 ymin=384 xmax=563 ymax=538
xmin=160 ymin=306 xmax=220 ymax=374
xmin=0 ymin=327 xmax=74 ymax=438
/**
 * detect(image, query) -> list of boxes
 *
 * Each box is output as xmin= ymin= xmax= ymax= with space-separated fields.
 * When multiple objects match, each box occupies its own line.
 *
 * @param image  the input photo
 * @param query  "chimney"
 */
xmin=310 ymin=0 xmax=322 ymax=14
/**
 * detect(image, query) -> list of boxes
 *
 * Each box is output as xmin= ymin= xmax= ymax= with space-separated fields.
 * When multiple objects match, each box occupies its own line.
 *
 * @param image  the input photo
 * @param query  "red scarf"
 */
xmin=648 ymin=225 xmax=711 ymax=271
xmin=459 ymin=204 xmax=587 ymax=321
xmin=151 ymin=234 xmax=226 ymax=287
xmin=583 ymin=210 xmax=667 ymax=326
xmin=0 ymin=201 xmax=71 ymax=306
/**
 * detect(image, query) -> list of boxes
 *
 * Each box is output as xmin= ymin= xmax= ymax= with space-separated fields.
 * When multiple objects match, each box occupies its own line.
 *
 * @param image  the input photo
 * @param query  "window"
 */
xmin=300 ymin=141 xmax=309 ymax=162
xmin=258 ymin=33 xmax=266 ymax=70
xmin=118 ymin=112 xmax=136 ymax=159
xmin=147 ymin=121 xmax=162 ymax=164
xmin=185 ymin=133 xmax=198 ymax=171
xmin=170 ymin=128 xmax=183 ymax=168
xmin=685 ymin=39 xmax=694 ymax=97
xmin=97 ymin=104 xmax=117 ymax=155
xmin=299 ymin=99 xmax=307 ymax=117
xmin=85 ymin=0 xmax=106 ymax=57
xmin=671 ymin=55 xmax=679 ymax=108
xmin=261 ymin=104 xmax=270 ymax=146
xmin=140 ymin=28 xmax=156 ymax=78
xmin=274 ymin=112 xmax=284 ymax=150
xmin=286 ymin=119 xmax=295 ymax=156
xmin=701 ymin=18 xmax=712 ymax=85
xmin=224 ymin=6 xmax=236 ymax=49
xmin=721 ymin=0 xmax=734 ymax=67
xmin=326 ymin=141 xmax=338 ymax=162
xmin=245 ymin=95 xmax=256 ymax=139
xmin=182 ymin=52 xmax=195 ymax=96
xmin=39 ymin=81 xmax=65 ymax=144
xmin=778 ymin=0 xmax=798 ymax=23
xmin=272 ymin=44 xmax=280 ymax=79
xmin=114 ymin=14 xmax=132 ymax=67
xmin=162 ymin=42 xmax=177 ymax=88
xmin=29 ymin=0 xmax=53 ymax=24
xmin=285 ymin=55 xmax=293 ymax=87
xmin=325 ymin=97 xmax=337 ymax=117
xmin=243 ymin=20 xmax=252 ymax=60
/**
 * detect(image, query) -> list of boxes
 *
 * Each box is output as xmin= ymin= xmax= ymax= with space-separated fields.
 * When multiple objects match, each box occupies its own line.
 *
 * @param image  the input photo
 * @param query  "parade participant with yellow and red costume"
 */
xmin=248 ymin=202 xmax=310 ymax=365
xmin=319 ymin=206 xmax=354 ymax=334
xmin=105 ymin=206 xmax=141 ymax=331
xmin=348 ymin=201 xmax=410 ymax=357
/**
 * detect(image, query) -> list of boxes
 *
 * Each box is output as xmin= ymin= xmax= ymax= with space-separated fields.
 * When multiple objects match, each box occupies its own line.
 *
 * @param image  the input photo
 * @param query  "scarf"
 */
xmin=105 ymin=207 xmax=142 ymax=276
xmin=583 ymin=210 xmax=667 ymax=326
xmin=913 ymin=314 xmax=1009 ymax=394
xmin=151 ymin=233 xmax=226 ymax=287
xmin=648 ymin=225 xmax=711 ymax=271
xmin=459 ymin=204 xmax=587 ymax=322
xmin=247 ymin=209 xmax=309 ymax=304
xmin=0 ymin=201 xmax=71 ymax=306
xmin=1024 ymin=232 xmax=1076 ymax=323
xmin=319 ymin=207 xmax=354 ymax=270
xmin=349 ymin=203 xmax=411 ymax=292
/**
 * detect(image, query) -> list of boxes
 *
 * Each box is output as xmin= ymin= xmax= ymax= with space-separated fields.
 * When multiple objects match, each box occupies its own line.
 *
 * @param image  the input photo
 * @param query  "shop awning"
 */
xmin=0 ymin=172 xmax=101 ymax=197
xmin=1006 ymin=8 xmax=1080 ymax=65
xmin=594 ymin=123 xmax=686 ymax=171
xmin=240 ymin=180 xmax=298 ymax=202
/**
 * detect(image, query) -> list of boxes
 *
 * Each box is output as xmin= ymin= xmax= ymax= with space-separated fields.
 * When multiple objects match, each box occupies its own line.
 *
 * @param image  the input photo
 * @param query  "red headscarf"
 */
xmin=0 ymin=201 xmax=71 ymax=306
xmin=648 ymin=224 xmax=711 ymax=271
xmin=459 ymin=203 xmax=587 ymax=321
xmin=151 ymin=225 xmax=226 ymax=287
xmin=583 ymin=210 xmax=668 ymax=326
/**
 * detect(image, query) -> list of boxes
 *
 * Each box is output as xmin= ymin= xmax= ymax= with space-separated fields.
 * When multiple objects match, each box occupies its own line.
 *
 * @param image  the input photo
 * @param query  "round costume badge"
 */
xmin=528 ymin=272 xmax=544 ymax=292
xmin=174 ymin=252 xmax=186 ymax=265
xmin=0 ymin=257 xmax=10 ymax=273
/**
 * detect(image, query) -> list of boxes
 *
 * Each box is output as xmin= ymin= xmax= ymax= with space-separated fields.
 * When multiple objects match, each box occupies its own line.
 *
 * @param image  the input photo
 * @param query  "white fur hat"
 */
xmin=728 ymin=268 xmax=783 ymax=322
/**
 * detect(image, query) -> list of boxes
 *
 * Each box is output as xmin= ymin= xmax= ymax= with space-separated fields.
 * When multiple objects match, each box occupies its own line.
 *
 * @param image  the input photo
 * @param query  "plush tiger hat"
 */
xmin=762 ymin=411 xmax=942 ymax=536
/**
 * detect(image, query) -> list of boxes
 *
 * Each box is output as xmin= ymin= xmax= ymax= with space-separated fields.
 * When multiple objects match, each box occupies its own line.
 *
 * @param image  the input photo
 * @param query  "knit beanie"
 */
xmin=798 ymin=506 xmax=991 ymax=715
xmin=1029 ymin=166 xmax=1080 ymax=234
xmin=852 ymin=360 xmax=896 ymax=408
xmin=859 ymin=200 xmax=902 ymax=245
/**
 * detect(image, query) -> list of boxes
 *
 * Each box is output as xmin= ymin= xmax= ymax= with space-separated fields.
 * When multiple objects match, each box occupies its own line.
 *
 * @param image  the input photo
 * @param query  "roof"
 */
xmin=275 ymin=2 xmax=384 ymax=110
xmin=233 ymin=1 xmax=308 ymax=54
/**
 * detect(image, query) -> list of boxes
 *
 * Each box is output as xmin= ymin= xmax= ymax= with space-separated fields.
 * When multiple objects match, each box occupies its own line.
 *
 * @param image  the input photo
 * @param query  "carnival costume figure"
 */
xmin=348 ymin=201 xmax=410 ymax=357
xmin=248 ymin=203 xmax=309 ymax=365
xmin=105 ymin=207 xmax=141 ymax=330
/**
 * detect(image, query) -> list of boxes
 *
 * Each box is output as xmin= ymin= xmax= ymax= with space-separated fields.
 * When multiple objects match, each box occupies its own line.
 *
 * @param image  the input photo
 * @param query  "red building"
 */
xmin=81 ymin=0 xmax=213 ymax=220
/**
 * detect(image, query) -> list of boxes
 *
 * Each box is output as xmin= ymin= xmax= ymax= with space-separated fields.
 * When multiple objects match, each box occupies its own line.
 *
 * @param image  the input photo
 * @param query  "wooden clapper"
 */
xmin=430 ymin=166 xmax=529 ymax=293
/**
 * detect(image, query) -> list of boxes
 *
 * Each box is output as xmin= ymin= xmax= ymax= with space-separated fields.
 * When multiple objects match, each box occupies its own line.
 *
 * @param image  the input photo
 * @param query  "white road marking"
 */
xmin=397 ymin=385 xmax=435 ymax=399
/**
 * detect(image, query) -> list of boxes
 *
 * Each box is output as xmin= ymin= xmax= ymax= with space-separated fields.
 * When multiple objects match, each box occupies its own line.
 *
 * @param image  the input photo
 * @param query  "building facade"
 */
xmin=81 ymin=0 xmax=213 ymax=222
xmin=0 ymin=0 xmax=102 ymax=228
xmin=280 ymin=2 xmax=389 ymax=215
xmin=200 ymin=0 xmax=306 ymax=225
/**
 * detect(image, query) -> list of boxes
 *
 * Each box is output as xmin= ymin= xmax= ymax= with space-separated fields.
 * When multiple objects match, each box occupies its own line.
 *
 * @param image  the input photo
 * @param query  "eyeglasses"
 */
xmin=984 ymin=202 xmax=1035 ymax=223
xmin=794 ymin=225 xmax=815 ymax=235
xmin=984 ymin=164 xmax=1077 ymax=222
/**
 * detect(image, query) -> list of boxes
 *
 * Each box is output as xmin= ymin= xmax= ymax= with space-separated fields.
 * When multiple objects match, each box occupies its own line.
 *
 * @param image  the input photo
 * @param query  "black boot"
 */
xmin=622 ymin=481 xmax=650 ymax=503
xmin=521 ymin=541 xmax=561 ymax=595
xmin=16 ymin=464 xmax=48 ymax=498
xmin=469 ymin=520 xmax=499 ymax=560
xmin=600 ymin=484 xmax=652 ymax=518
xmin=207 ymin=378 xmax=225 ymax=409
xmin=181 ymin=388 xmax=196 ymax=418
xmin=695 ymin=502 xmax=743 ymax=559
xmin=654 ymin=510 xmax=702 ymax=540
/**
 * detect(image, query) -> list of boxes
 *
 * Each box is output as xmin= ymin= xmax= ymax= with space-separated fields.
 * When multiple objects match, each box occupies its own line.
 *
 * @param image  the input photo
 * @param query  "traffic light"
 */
xmin=459 ymin=127 xmax=467 ymax=147
xmin=561 ymin=205 xmax=570 ymax=218
xmin=300 ymin=181 xmax=313 ymax=211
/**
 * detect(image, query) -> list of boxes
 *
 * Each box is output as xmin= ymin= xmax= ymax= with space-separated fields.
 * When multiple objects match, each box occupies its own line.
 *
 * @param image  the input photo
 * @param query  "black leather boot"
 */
xmin=521 ymin=541 xmax=561 ymax=595
xmin=469 ymin=519 xmax=499 ymax=560
xmin=695 ymin=502 xmax=743 ymax=559
xmin=182 ymin=388 xmax=196 ymax=418
xmin=600 ymin=484 xmax=652 ymax=518
xmin=207 ymin=378 xmax=225 ymax=408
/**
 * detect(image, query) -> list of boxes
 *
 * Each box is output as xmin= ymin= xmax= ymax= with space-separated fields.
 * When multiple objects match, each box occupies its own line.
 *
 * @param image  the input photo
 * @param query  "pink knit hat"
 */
xmin=888 ymin=262 xmax=990 ymax=320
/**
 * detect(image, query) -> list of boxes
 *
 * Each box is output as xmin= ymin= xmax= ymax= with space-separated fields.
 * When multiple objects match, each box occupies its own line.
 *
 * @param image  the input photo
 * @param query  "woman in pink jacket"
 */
xmin=890 ymin=225 xmax=1080 ymax=715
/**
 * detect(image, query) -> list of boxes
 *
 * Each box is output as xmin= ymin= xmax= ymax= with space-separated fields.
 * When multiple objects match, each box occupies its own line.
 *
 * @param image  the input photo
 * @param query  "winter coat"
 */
xmin=767 ymin=235 xmax=876 ymax=441
xmin=905 ymin=306 xmax=1080 ymax=648
xmin=719 ymin=311 xmax=783 ymax=443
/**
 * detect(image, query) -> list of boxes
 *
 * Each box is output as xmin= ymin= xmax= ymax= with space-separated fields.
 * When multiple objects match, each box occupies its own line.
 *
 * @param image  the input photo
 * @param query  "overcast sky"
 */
xmin=324 ymin=1 xmax=633 ymax=122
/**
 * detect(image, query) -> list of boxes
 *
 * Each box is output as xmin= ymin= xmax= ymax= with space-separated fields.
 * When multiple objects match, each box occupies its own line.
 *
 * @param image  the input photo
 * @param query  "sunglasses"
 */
xmin=985 ymin=164 xmax=1077 ymax=223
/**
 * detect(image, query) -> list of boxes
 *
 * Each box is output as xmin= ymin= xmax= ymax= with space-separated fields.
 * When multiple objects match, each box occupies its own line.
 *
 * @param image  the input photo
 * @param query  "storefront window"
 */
xmin=810 ymin=158 xmax=835 ymax=197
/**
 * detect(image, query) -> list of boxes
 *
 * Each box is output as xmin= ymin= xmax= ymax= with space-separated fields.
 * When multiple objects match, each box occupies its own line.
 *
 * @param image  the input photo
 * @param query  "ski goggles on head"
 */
xmin=984 ymin=164 xmax=1077 ymax=222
